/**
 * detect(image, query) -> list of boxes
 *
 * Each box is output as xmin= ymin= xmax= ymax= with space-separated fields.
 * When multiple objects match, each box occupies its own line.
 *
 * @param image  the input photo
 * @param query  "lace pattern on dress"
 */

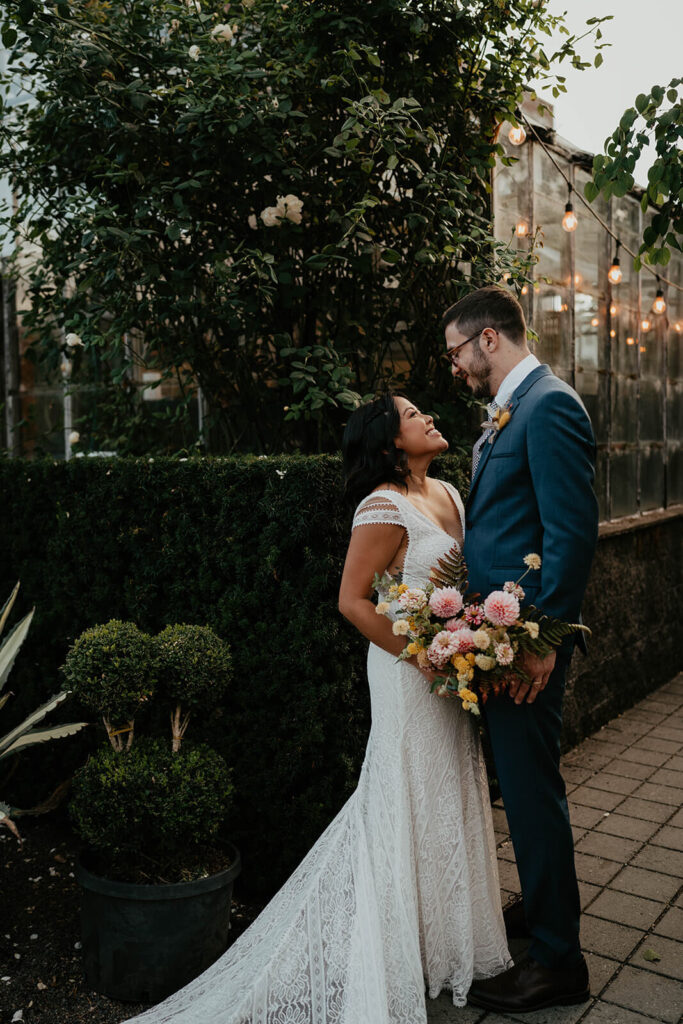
xmin=123 ymin=480 xmax=510 ymax=1024
xmin=352 ymin=495 xmax=406 ymax=532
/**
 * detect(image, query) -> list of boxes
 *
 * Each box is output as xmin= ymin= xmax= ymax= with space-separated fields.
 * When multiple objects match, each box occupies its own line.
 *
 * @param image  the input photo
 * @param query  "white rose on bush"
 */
xmin=65 ymin=332 xmax=83 ymax=348
xmin=68 ymin=431 xmax=80 ymax=446
xmin=211 ymin=24 xmax=233 ymax=43
xmin=260 ymin=205 xmax=281 ymax=227
xmin=260 ymin=194 xmax=304 ymax=227
xmin=188 ymin=45 xmax=200 ymax=61
xmin=279 ymin=194 xmax=303 ymax=224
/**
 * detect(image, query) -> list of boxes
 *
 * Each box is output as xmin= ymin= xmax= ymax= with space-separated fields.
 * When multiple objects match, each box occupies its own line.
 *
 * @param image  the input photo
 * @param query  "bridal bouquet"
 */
xmin=373 ymin=548 xmax=589 ymax=716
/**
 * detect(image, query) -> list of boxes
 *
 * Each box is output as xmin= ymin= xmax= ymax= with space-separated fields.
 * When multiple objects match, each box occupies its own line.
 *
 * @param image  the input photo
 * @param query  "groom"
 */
xmin=443 ymin=285 xmax=599 ymax=1014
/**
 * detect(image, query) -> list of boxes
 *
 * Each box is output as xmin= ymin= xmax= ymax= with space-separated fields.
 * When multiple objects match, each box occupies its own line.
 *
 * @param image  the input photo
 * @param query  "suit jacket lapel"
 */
xmin=466 ymin=364 xmax=553 ymax=506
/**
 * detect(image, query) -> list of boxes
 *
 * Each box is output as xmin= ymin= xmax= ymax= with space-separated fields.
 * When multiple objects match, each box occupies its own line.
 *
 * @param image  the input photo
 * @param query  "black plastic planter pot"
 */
xmin=76 ymin=845 xmax=241 ymax=1003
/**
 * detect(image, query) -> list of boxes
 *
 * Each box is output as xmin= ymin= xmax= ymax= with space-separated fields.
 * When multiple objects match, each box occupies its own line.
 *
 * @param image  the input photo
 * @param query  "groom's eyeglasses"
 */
xmin=446 ymin=329 xmax=483 ymax=366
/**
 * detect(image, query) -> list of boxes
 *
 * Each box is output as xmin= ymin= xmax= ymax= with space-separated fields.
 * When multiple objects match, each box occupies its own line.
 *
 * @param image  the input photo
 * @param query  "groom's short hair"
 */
xmin=442 ymin=286 xmax=526 ymax=346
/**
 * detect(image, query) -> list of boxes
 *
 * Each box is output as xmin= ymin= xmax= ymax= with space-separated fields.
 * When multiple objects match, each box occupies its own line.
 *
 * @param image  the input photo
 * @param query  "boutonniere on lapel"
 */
xmin=482 ymin=403 xmax=513 ymax=444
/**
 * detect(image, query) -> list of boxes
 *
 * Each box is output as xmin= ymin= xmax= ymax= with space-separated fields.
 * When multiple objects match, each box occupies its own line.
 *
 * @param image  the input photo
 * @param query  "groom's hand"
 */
xmin=509 ymin=650 xmax=556 ymax=705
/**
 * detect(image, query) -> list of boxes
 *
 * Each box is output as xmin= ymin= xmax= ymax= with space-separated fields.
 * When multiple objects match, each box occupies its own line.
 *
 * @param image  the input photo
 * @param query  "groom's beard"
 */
xmin=466 ymin=346 xmax=493 ymax=399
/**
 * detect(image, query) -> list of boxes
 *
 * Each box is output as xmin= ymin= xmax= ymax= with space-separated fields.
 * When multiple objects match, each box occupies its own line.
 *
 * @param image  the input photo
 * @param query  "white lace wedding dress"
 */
xmin=124 ymin=482 xmax=511 ymax=1024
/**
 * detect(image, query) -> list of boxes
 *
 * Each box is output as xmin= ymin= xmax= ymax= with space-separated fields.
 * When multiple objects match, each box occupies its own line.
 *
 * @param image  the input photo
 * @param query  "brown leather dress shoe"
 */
xmin=503 ymin=898 xmax=530 ymax=940
xmin=467 ymin=955 xmax=590 ymax=1014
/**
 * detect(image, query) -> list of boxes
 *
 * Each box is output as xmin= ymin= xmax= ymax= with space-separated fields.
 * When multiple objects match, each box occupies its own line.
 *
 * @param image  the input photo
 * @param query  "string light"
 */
xmin=562 ymin=185 xmax=578 ymax=233
xmin=610 ymin=303 xmax=617 ymax=316
xmin=640 ymin=345 xmax=647 ymax=353
xmin=515 ymin=220 xmax=529 ymax=237
xmin=608 ymin=242 xmax=622 ymax=285
xmin=521 ymin=285 xmax=529 ymax=295
xmin=675 ymin=323 xmax=681 ymax=332
xmin=653 ymin=278 xmax=667 ymax=314
xmin=626 ymin=337 xmax=636 ymax=346
xmin=517 ymin=113 xmax=683 ymax=296
xmin=591 ymin=317 xmax=599 ymax=327
xmin=610 ymin=329 xmax=616 ymax=338
xmin=508 ymin=124 xmax=526 ymax=146
xmin=641 ymin=318 xmax=651 ymax=332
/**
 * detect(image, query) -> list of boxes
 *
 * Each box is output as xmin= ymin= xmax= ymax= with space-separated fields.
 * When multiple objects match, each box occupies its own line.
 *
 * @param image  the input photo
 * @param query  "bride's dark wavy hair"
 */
xmin=342 ymin=392 xmax=410 ymax=507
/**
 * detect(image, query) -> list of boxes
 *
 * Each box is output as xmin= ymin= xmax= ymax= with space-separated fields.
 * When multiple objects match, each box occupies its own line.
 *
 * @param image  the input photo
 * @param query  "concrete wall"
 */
xmin=562 ymin=505 xmax=683 ymax=748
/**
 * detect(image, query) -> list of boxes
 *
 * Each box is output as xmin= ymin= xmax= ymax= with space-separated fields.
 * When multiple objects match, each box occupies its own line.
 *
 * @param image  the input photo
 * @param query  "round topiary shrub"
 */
xmin=155 ymin=624 xmax=232 ymax=751
xmin=70 ymin=737 xmax=234 ymax=882
xmin=62 ymin=620 xmax=156 ymax=749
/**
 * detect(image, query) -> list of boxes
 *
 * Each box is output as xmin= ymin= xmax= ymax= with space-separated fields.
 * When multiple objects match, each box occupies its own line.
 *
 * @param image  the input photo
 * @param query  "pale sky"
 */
xmin=537 ymin=0 xmax=681 ymax=186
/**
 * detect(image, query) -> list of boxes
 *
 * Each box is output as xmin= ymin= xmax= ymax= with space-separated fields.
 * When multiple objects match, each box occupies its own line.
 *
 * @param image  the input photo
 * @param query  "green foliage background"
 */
xmin=0 ymin=0 xmax=604 ymax=455
xmin=0 ymin=453 xmax=468 ymax=896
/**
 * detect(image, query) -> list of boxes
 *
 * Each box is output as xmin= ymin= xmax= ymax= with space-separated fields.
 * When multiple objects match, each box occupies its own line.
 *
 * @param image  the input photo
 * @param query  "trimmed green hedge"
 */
xmin=0 ymin=454 xmax=469 ymax=897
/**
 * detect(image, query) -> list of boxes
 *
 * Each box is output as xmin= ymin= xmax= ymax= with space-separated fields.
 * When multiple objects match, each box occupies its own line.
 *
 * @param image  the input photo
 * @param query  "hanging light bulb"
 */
xmin=515 ymin=220 xmax=529 ymax=237
xmin=508 ymin=123 xmax=526 ymax=146
xmin=521 ymin=285 xmax=529 ymax=295
xmin=626 ymin=337 xmax=636 ymax=346
xmin=639 ymin=345 xmax=647 ymax=353
xmin=610 ymin=329 xmax=616 ymax=338
xmin=641 ymin=317 xmax=651 ymax=332
xmin=675 ymin=323 xmax=681 ymax=332
xmin=610 ymin=303 xmax=617 ymax=316
xmin=653 ymin=278 xmax=667 ymax=314
xmin=591 ymin=317 xmax=599 ymax=327
xmin=562 ymin=185 xmax=578 ymax=233
xmin=608 ymin=242 xmax=622 ymax=285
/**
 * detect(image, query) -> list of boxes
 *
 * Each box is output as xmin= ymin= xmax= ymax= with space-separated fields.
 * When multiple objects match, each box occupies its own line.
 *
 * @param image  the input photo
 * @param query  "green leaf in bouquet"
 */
xmin=521 ymin=607 xmax=591 ymax=651
xmin=429 ymin=542 xmax=468 ymax=592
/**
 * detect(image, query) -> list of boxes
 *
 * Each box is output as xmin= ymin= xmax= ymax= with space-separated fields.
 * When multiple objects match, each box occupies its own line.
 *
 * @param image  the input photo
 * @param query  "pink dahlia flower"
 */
xmin=444 ymin=617 xmax=466 ymax=632
xmin=451 ymin=628 xmax=476 ymax=654
xmin=427 ymin=631 xmax=458 ymax=669
xmin=428 ymin=587 xmax=463 ymax=619
xmin=503 ymin=581 xmax=525 ymax=601
xmin=484 ymin=590 xmax=520 ymax=627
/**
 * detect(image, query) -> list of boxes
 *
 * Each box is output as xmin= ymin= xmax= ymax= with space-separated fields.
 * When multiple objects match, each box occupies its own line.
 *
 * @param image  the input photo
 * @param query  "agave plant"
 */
xmin=0 ymin=583 xmax=88 ymax=842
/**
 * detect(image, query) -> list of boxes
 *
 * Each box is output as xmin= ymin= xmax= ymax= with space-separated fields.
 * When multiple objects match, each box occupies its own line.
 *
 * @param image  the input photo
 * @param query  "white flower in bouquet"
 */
xmin=375 ymin=601 xmax=390 ymax=615
xmin=524 ymin=621 xmax=540 ymax=639
xmin=392 ymin=619 xmax=410 ymax=636
xmin=472 ymin=628 xmax=491 ymax=651
xmin=523 ymin=553 xmax=542 ymax=570
xmin=475 ymin=654 xmax=496 ymax=672
xmin=211 ymin=23 xmax=234 ymax=42
xmin=494 ymin=641 xmax=514 ymax=666
xmin=397 ymin=588 xmax=427 ymax=613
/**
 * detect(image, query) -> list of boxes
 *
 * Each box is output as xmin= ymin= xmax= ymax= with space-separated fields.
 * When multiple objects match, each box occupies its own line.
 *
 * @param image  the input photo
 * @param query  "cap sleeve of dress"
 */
xmin=352 ymin=491 xmax=406 ymax=532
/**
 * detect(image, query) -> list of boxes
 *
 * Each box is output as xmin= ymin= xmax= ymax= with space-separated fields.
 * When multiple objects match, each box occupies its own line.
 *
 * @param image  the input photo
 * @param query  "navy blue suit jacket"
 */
xmin=463 ymin=364 xmax=599 ymax=648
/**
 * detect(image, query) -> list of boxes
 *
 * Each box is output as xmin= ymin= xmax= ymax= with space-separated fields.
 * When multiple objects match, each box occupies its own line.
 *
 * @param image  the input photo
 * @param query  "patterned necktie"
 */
xmin=471 ymin=400 xmax=498 ymax=478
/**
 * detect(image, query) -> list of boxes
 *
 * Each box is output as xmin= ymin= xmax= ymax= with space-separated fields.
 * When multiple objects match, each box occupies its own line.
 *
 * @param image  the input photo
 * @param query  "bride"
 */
xmin=123 ymin=393 xmax=511 ymax=1024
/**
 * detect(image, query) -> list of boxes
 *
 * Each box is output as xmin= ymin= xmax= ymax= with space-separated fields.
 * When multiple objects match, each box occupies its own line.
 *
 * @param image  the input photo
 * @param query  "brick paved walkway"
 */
xmin=428 ymin=672 xmax=683 ymax=1024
